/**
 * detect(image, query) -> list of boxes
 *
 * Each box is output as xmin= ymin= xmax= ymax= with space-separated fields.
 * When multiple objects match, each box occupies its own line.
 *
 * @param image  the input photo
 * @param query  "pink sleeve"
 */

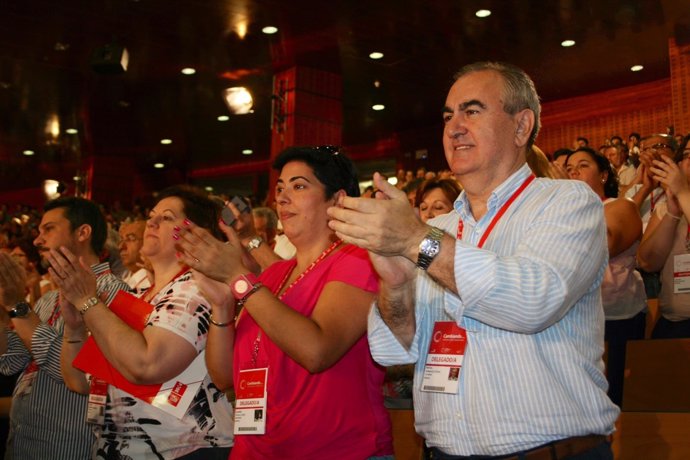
xmin=326 ymin=245 xmax=379 ymax=294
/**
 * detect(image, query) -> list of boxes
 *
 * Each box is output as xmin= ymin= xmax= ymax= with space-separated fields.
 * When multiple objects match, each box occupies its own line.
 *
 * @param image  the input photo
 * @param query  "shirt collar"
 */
xmin=454 ymin=163 xmax=533 ymax=223
xmin=91 ymin=261 xmax=111 ymax=276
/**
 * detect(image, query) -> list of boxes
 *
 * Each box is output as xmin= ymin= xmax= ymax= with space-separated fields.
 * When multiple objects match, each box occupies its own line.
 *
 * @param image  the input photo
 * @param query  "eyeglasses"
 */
xmin=641 ymin=143 xmax=672 ymax=153
xmin=679 ymin=150 xmax=690 ymax=161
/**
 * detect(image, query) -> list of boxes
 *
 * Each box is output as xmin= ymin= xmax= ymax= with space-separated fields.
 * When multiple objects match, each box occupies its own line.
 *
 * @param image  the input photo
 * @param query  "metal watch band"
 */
xmin=416 ymin=226 xmax=444 ymax=271
xmin=246 ymin=236 xmax=264 ymax=252
xmin=80 ymin=297 xmax=100 ymax=315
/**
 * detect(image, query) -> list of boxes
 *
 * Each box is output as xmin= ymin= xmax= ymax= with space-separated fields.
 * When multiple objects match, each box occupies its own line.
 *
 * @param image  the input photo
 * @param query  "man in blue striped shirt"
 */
xmin=0 ymin=197 xmax=128 ymax=459
xmin=328 ymin=62 xmax=619 ymax=459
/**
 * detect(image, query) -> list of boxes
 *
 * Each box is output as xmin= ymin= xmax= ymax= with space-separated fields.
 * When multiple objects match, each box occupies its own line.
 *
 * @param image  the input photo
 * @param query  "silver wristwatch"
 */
xmin=416 ymin=227 xmax=444 ymax=270
xmin=246 ymin=236 xmax=264 ymax=252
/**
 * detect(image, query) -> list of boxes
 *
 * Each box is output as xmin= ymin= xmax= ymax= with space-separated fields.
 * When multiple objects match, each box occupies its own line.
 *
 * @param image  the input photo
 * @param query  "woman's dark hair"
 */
xmin=567 ymin=147 xmax=619 ymax=198
xmin=272 ymin=146 xmax=360 ymax=198
xmin=674 ymin=134 xmax=690 ymax=163
xmin=415 ymin=178 xmax=462 ymax=208
xmin=552 ymin=148 xmax=573 ymax=160
xmin=156 ymin=185 xmax=224 ymax=240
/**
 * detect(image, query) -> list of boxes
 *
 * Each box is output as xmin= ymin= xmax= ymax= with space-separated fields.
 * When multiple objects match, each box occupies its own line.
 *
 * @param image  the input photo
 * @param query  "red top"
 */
xmin=231 ymin=244 xmax=392 ymax=460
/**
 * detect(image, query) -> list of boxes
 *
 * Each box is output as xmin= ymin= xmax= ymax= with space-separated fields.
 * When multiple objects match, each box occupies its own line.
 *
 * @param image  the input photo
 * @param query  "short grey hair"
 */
xmin=454 ymin=61 xmax=541 ymax=148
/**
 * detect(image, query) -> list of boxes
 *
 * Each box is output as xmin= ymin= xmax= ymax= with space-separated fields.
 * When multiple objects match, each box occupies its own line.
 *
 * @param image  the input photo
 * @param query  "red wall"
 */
xmin=538 ymin=79 xmax=673 ymax=154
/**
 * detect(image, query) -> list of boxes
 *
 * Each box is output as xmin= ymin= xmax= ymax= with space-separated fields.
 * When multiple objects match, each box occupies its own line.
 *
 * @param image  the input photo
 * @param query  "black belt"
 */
xmin=429 ymin=434 xmax=608 ymax=460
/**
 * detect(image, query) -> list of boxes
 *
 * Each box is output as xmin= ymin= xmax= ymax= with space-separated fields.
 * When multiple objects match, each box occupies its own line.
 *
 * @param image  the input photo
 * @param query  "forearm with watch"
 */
xmin=5 ymin=301 xmax=42 ymax=352
xmin=242 ymin=235 xmax=282 ymax=271
xmin=413 ymin=225 xmax=458 ymax=294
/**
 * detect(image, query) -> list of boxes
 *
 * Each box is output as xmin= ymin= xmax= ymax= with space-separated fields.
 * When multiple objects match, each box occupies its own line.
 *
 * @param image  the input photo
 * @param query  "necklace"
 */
xmin=274 ymin=239 xmax=342 ymax=298
xmin=142 ymin=265 xmax=188 ymax=303
xmin=247 ymin=239 xmax=342 ymax=368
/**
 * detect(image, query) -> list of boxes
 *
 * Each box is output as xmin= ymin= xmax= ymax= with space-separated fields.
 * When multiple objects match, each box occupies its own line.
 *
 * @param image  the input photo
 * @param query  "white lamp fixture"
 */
xmin=561 ymin=39 xmax=576 ymax=47
xmin=43 ymin=180 xmax=61 ymax=199
xmin=223 ymin=87 xmax=253 ymax=114
xmin=631 ymin=65 xmax=644 ymax=72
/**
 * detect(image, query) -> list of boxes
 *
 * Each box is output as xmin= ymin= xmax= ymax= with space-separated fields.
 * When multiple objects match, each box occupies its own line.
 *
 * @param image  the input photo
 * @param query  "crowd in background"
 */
xmin=0 ymin=126 xmax=689 ymax=457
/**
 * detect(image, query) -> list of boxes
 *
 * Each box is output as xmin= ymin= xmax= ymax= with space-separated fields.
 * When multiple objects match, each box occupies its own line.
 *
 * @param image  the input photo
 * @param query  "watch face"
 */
xmin=421 ymin=238 xmax=440 ymax=256
xmin=234 ymin=279 xmax=250 ymax=295
xmin=10 ymin=302 xmax=30 ymax=318
xmin=248 ymin=237 xmax=263 ymax=250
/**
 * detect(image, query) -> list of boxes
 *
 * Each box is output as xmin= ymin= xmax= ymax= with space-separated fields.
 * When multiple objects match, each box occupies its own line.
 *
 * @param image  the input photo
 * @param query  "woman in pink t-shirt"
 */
xmin=177 ymin=146 xmax=393 ymax=460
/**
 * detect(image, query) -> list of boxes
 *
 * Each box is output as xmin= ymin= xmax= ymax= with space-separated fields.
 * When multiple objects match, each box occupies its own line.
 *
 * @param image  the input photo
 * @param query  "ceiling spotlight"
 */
xmin=631 ymin=64 xmax=644 ymax=72
xmin=22 ymin=149 xmax=35 ymax=156
xmin=65 ymin=128 xmax=78 ymax=134
xmin=262 ymin=26 xmax=278 ymax=35
xmin=475 ymin=9 xmax=491 ymax=18
xmin=369 ymin=51 xmax=384 ymax=60
xmin=181 ymin=67 xmax=196 ymax=75
xmin=205 ymin=186 xmax=213 ymax=192
xmin=154 ymin=162 xmax=165 ymax=169
xmin=43 ymin=179 xmax=63 ymax=200
xmin=561 ymin=39 xmax=576 ymax=47
xmin=54 ymin=42 xmax=70 ymax=52
xmin=217 ymin=115 xmax=230 ymax=122
xmin=372 ymin=104 xmax=385 ymax=111
xmin=242 ymin=149 xmax=253 ymax=155
xmin=223 ymin=87 xmax=253 ymax=115
xmin=160 ymin=138 xmax=172 ymax=145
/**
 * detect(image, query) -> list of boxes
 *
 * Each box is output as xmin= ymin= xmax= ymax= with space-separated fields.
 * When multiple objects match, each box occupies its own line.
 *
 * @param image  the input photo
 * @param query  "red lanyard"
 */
xmin=651 ymin=189 xmax=665 ymax=212
xmin=142 ymin=266 xmax=189 ymax=303
xmin=457 ymin=175 xmax=535 ymax=248
xmin=273 ymin=239 xmax=342 ymax=298
xmin=248 ymin=239 xmax=342 ymax=368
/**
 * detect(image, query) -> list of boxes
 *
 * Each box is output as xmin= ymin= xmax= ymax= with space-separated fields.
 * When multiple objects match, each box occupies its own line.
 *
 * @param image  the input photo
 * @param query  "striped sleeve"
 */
xmin=0 ymin=330 xmax=31 ymax=375
xmin=455 ymin=182 xmax=607 ymax=333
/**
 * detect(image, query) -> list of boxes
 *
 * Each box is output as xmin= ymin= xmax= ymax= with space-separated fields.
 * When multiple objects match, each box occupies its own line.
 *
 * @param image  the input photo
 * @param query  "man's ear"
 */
xmin=514 ymin=109 xmax=535 ymax=147
xmin=331 ymin=189 xmax=347 ymax=205
xmin=75 ymin=223 xmax=93 ymax=244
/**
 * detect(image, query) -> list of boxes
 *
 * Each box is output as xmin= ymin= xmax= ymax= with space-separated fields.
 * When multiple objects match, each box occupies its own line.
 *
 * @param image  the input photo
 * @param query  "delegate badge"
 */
xmin=421 ymin=321 xmax=467 ymax=394
xmin=234 ymin=368 xmax=268 ymax=435
xmin=86 ymin=377 xmax=108 ymax=425
xmin=674 ymin=253 xmax=690 ymax=294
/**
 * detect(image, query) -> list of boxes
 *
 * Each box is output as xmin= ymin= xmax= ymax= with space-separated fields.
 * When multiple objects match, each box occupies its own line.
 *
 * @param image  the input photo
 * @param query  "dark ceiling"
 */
xmin=1 ymin=0 xmax=690 ymax=198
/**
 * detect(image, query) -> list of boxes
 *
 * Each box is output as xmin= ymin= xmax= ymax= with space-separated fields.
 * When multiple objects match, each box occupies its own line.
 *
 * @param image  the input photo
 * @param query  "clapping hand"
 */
xmin=45 ymin=247 xmax=98 ymax=309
